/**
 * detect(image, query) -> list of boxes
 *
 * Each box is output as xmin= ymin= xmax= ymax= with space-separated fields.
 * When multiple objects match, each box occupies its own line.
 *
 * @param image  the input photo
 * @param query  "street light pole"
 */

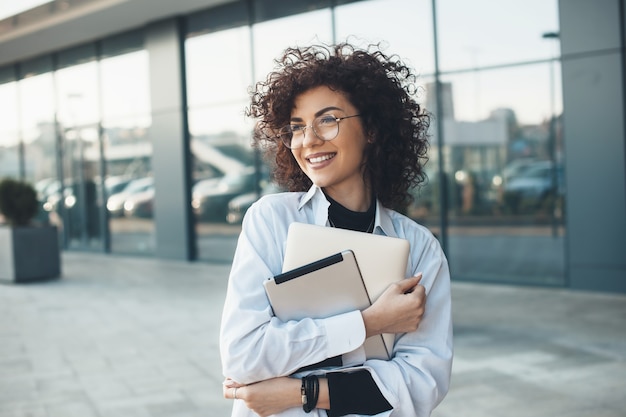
xmin=432 ymin=0 xmax=448 ymax=254
xmin=542 ymin=32 xmax=560 ymax=238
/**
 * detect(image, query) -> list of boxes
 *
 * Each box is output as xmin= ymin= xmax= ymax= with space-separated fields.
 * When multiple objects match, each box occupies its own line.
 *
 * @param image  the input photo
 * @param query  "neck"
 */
xmin=322 ymin=184 xmax=371 ymax=212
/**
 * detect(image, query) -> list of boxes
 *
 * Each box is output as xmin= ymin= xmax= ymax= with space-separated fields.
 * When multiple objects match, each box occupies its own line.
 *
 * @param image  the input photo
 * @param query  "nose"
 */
xmin=301 ymin=124 xmax=322 ymax=148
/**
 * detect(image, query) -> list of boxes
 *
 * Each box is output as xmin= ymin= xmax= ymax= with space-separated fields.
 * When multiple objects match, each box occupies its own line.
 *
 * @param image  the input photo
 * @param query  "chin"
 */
xmin=310 ymin=176 xmax=334 ymax=188
xmin=312 ymin=180 xmax=329 ymax=188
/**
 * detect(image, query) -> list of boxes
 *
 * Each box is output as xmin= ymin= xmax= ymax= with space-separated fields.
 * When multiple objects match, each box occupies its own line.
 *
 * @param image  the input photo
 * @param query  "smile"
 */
xmin=307 ymin=153 xmax=336 ymax=164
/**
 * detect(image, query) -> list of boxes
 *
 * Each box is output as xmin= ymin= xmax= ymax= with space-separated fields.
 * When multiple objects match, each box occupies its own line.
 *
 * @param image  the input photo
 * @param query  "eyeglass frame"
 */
xmin=275 ymin=114 xmax=361 ymax=149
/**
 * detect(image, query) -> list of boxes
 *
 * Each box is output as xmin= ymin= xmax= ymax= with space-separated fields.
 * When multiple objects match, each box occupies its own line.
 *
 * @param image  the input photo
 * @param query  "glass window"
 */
xmin=54 ymin=59 xmax=104 ymax=250
xmin=444 ymin=64 xmax=562 ymax=124
xmin=0 ymin=80 xmax=20 ymax=179
xmin=405 ymin=75 xmax=440 ymax=229
xmin=186 ymin=27 xmax=252 ymax=108
xmin=439 ymin=63 xmax=565 ymax=286
xmin=55 ymin=61 xmax=100 ymax=127
xmin=18 ymin=71 xmax=57 ymax=222
xmin=186 ymin=26 xmax=255 ymax=263
xmin=335 ymin=0 xmax=434 ymax=75
xmin=12 ymin=70 xmax=56 ymax=225
xmin=100 ymin=49 xmax=154 ymax=255
xmin=101 ymin=50 xmax=151 ymax=124
xmin=252 ymin=9 xmax=333 ymax=81
xmin=436 ymin=0 xmax=560 ymax=71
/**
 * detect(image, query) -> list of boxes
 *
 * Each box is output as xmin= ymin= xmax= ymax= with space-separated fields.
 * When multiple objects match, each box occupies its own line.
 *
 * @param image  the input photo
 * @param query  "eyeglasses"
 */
xmin=276 ymin=114 xmax=361 ymax=149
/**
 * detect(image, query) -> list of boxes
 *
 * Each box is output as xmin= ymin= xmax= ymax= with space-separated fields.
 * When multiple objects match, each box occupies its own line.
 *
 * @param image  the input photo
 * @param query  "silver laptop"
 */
xmin=282 ymin=222 xmax=411 ymax=358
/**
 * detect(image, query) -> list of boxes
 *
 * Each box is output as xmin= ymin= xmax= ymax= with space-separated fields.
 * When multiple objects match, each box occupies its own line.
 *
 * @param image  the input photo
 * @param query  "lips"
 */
xmin=306 ymin=153 xmax=336 ymax=164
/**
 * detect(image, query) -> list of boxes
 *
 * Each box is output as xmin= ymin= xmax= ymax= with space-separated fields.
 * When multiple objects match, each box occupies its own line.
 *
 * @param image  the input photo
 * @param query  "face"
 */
xmin=290 ymin=85 xmax=370 ymax=199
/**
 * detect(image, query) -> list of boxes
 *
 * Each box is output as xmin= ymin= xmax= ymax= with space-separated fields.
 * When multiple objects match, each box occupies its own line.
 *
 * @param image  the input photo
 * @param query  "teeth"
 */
xmin=308 ymin=154 xmax=334 ymax=163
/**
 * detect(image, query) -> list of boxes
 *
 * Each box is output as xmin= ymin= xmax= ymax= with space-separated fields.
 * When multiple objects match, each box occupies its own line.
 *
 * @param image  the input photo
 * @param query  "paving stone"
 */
xmin=0 ymin=404 xmax=47 ymax=417
xmin=98 ymin=405 xmax=152 ymax=417
xmin=45 ymin=401 xmax=99 ymax=417
xmin=2 ymin=252 xmax=625 ymax=417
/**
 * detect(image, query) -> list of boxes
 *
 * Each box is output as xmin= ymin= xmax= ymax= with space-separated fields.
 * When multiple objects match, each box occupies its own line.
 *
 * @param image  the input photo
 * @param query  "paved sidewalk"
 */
xmin=0 ymin=252 xmax=624 ymax=417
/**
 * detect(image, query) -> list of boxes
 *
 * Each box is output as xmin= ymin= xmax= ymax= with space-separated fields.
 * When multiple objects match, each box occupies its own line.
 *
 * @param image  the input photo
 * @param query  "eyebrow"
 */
xmin=290 ymin=106 xmax=343 ymax=122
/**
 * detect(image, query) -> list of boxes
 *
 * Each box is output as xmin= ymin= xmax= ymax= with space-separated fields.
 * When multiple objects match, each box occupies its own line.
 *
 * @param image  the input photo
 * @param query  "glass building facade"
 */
xmin=0 ymin=0 xmax=624 ymax=292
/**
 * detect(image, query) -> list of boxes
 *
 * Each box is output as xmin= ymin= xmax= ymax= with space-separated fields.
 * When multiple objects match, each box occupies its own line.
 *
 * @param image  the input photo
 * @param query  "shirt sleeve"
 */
xmin=219 ymin=201 xmax=367 ymax=384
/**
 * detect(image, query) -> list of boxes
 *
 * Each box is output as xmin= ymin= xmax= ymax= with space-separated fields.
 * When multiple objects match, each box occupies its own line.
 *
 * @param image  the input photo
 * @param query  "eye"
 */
xmin=317 ymin=115 xmax=337 ymax=126
xmin=290 ymin=124 xmax=306 ymax=133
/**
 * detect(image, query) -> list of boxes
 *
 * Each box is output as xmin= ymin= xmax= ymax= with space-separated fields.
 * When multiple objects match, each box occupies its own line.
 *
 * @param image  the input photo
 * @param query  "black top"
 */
xmin=325 ymin=192 xmax=376 ymax=233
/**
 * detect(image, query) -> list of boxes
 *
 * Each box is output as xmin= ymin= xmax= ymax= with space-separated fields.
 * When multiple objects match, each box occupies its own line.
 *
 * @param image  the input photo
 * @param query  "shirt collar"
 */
xmin=298 ymin=185 xmax=330 ymax=226
xmin=298 ymin=185 xmax=398 ymax=237
xmin=374 ymin=199 xmax=397 ymax=238
xmin=298 ymin=184 xmax=320 ymax=210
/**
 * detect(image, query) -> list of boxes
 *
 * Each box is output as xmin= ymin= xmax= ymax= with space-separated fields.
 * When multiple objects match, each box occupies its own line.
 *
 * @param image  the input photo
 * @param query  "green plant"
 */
xmin=0 ymin=178 xmax=38 ymax=226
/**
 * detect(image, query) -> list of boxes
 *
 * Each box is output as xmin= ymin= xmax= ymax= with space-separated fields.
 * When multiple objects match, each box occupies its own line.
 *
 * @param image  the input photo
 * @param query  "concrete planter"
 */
xmin=0 ymin=225 xmax=61 ymax=283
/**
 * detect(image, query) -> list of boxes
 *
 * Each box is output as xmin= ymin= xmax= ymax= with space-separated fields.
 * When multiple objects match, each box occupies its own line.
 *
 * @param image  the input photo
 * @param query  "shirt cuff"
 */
xmin=323 ymin=310 xmax=366 ymax=358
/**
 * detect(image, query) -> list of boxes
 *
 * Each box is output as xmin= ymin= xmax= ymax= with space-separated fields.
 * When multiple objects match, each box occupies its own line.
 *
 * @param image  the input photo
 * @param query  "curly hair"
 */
xmin=247 ymin=42 xmax=430 ymax=210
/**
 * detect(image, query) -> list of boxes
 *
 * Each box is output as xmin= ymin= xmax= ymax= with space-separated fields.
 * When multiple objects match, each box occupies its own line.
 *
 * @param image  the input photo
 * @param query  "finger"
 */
xmin=415 ymin=283 xmax=426 ymax=295
xmin=403 ymin=273 xmax=423 ymax=284
xmin=223 ymin=379 xmax=245 ymax=389
xmin=399 ymin=273 xmax=423 ymax=293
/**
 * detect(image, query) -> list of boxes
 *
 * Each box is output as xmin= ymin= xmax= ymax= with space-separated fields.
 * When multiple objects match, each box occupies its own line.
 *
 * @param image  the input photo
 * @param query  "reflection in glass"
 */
xmin=405 ymin=75 xmax=440 ymax=231
xmin=186 ymin=27 xmax=252 ymax=108
xmin=101 ymin=51 xmax=151 ymax=124
xmin=436 ymin=0 xmax=559 ymax=71
xmin=17 ymin=72 xmax=58 ymax=230
xmin=437 ymin=64 xmax=565 ymax=285
xmin=252 ymin=9 xmax=332 ymax=81
xmin=53 ymin=61 xmax=104 ymax=249
xmin=100 ymin=50 xmax=154 ymax=255
xmin=56 ymin=63 xmax=99 ymax=127
xmin=54 ymin=125 xmax=104 ymax=249
xmin=18 ymin=73 xmax=56 ymax=184
xmin=0 ymin=81 xmax=20 ymax=179
xmin=186 ymin=27 xmax=256 ymax=262
xmin=335 ymin=0 xmax=434 ymax=75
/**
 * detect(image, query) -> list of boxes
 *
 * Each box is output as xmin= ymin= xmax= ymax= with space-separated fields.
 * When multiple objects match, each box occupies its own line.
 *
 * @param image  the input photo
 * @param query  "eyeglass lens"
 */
xmin=279 ymin=115 xmax=340 ymax=149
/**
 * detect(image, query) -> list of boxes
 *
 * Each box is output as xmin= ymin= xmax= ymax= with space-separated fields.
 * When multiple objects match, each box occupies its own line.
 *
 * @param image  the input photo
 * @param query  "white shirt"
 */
xmin=220 ymin=185 xmax=453 ymax=417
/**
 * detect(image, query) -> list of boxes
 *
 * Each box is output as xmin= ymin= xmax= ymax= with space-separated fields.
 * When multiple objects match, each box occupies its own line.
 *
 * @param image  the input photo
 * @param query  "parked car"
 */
xmin=192 ymin=167 xmax=258 ymax=222
xmin=503 ymin=160 xmax=564 ymax=213
xmin=123 ymin=186 xmax=155 ymax=218
xmin=106 ymin=176 xmax=153 ymax=217
xmin=226 ymin=182 xmax=282 ymax=224
xmin=105 ymin=175 xmax=134 ymax=197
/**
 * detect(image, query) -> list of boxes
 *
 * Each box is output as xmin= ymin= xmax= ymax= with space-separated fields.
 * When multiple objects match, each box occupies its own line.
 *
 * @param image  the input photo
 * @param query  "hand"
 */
xmin=223 ymin=378 xmax=245 ymax=400
xmin=362 ymin=273 xmax=426 ymax=338
xmin=223 ymin=377 xmax=302 ymax=417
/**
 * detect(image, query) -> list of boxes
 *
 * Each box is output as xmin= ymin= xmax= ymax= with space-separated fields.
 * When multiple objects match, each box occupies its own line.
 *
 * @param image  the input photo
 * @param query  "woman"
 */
xmin=220 ymin=42 xmax=452 ymax=417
